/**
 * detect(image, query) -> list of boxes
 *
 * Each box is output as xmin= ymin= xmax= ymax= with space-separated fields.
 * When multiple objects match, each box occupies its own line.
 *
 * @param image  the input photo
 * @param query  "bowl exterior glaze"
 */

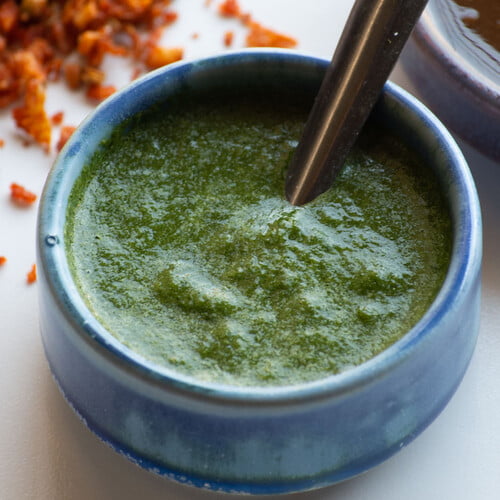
xmin=37 ymin=50 xmax=482 ymax=495
xmin=401 ymin=0 xmax=500 ymax=160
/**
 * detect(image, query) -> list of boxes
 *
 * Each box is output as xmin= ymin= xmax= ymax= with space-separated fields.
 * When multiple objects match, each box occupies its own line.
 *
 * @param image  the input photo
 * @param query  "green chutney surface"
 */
xmin=65 ymin=91 xmax=452 ymax=386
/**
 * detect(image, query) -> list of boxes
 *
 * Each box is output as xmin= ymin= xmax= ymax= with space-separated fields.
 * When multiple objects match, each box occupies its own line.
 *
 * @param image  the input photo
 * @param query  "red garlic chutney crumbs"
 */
xmin=1 ymin=0 xmax=296 ymax=282
xmin=27 ymin=263 xmax=37 ymax=284
xmin=10 ymin=183 xmax=37 ymax=205
xmin=1 ymin=0 xmax=297 ymax=151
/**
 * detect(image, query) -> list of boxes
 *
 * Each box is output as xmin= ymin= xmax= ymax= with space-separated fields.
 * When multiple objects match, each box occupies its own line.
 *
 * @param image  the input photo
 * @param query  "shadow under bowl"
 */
xmin=37 ymin=50 xmax=482 ymax=495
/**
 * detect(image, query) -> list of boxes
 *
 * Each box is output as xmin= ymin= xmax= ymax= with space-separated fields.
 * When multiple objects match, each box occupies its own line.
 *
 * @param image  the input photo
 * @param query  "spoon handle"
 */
xmin=285 ymin=0 xmax=429 ymax=205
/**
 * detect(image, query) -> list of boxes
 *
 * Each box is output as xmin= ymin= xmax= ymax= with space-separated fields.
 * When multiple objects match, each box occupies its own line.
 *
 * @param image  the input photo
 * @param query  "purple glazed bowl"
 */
xmin=37 ymin=50 xmax=482 ymax=494
xmin=401 ymin=0 xmax=500 ymax=160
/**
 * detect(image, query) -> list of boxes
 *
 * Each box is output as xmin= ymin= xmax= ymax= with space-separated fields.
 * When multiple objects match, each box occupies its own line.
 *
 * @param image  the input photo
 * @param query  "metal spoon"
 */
xmin=285 ymin=0 xmax=429 ymax=206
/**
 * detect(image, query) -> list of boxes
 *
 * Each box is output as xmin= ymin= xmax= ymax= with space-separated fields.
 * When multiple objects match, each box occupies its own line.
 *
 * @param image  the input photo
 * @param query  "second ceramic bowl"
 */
xmin=401 ymin=0 xmax=500 ymax=160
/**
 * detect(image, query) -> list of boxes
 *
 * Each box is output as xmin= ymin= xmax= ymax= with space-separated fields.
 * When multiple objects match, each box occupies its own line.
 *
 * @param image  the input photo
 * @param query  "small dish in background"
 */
xmin=401 ymin=0 xmax=500 ymax=160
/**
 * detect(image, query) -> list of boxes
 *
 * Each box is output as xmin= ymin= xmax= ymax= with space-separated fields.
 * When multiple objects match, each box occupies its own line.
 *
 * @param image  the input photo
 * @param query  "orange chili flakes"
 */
xmin=218 ymin=0 xmax=241 ymax=17
xmin=63 ymin=62 xmax=84 ymax=90
xmin=10 ymin=182 xmax=37 ymax=205
xmin=77 ymin=27 xmax=128 ymax=67
xmin=1 ymin=0 xmax=297 ymax=152
xmin=0 ymin=256 xmax=7 ymax=266
xmin=12 ymin=79 xmax=52 ymax=151
xmin=56 ymin=125 xmax=76 ymax=152
xmin=163 ymin=10 xmax=179 ymax=24
xmin=223 ymin=30 xmax=234 ymax=47
xmin=27 ymin=263 xmax=37 ymax=284
xmin=1 ymin=0 xmax=180 ymax=151
xmin=85 ymin=83 xmax=116 ymax=101
xmin=246 ymin=21 xmax=297 ymax=49
xmin=217 ymin=0 xmax=297 ymax=49
xmin=143 ymin=45 xmax=183 ymax=70
xmin=80 ymin=66 xmax=105 ymax=86
xmin=51 ymin=111 xmax=64 ymax=125
xmin=0 ymin=1 xmax=18 ymax=35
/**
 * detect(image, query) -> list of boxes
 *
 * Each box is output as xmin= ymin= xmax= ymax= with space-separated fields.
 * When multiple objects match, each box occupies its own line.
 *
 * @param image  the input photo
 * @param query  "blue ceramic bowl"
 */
xmin=37 ymin=50 xmax=482 ymax=495
xmin=401 ymin=0 xmax=500 ymax=160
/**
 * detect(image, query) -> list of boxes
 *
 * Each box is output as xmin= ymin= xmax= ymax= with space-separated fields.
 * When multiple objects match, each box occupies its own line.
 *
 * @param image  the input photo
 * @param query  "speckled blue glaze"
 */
xmin=401 ymin=0 xmax=500 ymax=161
xmin=37 ymin=50 xmax=482 ymax=495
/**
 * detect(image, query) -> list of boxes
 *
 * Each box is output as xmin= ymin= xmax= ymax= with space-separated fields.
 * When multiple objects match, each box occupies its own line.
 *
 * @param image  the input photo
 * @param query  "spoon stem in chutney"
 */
xmin=285 ymin=0 xmax=429 ymax=206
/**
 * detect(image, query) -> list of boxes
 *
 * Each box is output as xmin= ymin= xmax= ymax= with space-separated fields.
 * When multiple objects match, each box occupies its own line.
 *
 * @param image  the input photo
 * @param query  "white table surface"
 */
xmin=1 ymin=1 xmax=499 ymax=499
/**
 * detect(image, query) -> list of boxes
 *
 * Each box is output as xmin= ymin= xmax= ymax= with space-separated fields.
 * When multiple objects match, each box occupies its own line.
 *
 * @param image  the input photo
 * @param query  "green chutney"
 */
xmin=65 ymin=90 xmax=452 ymax=386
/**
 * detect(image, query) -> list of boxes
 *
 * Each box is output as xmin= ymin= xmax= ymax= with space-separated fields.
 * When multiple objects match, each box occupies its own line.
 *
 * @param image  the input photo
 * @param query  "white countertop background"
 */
xmin=1 ymin=1 xmax=499 ymax=498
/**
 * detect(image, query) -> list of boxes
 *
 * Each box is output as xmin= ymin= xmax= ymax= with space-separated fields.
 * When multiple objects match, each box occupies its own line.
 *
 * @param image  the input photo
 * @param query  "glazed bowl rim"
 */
xmin=414 ymin=1 xmax=500 ymax=102
xmin=37 ymin=49 xmax=482 ymax=405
